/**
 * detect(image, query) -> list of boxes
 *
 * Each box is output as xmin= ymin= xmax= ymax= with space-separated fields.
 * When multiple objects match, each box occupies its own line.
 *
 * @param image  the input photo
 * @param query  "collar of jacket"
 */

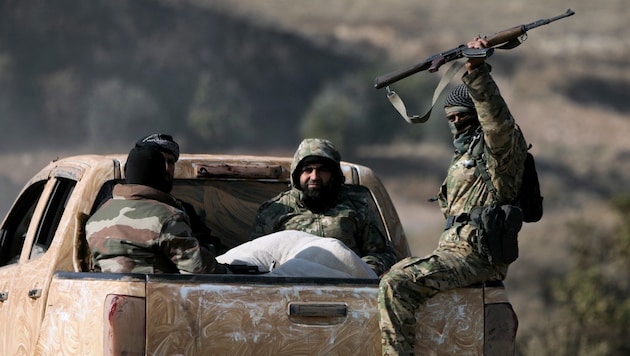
xmin=113 ymin=184 xmax=180 ymax=208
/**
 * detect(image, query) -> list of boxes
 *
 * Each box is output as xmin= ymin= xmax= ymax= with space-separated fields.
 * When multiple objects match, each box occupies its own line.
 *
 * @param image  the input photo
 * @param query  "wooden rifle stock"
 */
xmin=374 ymin=9 xmax=575 ymax=89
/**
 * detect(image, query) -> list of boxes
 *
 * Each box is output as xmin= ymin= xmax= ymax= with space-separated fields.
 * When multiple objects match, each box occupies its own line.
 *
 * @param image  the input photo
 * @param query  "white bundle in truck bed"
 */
xmin=217 ymin=230 xmax=378 ymax=279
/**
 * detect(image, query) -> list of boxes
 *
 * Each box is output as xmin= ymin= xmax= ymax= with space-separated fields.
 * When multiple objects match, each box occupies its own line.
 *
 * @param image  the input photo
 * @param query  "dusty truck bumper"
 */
xmin=35 ymin=273 xmax=515 ymax=356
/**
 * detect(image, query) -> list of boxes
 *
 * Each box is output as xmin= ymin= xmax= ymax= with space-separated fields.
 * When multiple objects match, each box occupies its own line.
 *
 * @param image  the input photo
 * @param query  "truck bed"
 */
xmin=0 ymin=153 xmax=516 ymax=355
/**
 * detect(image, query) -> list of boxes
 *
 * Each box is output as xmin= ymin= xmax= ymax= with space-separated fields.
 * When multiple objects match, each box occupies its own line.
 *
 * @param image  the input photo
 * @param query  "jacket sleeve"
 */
xmin=159 ymin=213 xmax=222 ymax=274
xmin=463 ymin=63 xmax=528 ymax=203
xmin=249 ymin=189 xmax=298 ymax=240
xmin=249 ymin=200 xmax=285 ymax=239
xmin=357 ymin=212 xmax=400 ymax=276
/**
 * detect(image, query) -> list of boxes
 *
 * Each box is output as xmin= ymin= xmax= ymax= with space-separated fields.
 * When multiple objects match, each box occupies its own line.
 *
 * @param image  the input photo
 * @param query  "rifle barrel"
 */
xmin=374 ymin=58 xmax=432 ymax=89
xmin=488 ymin=9 xmax=574 ymax=51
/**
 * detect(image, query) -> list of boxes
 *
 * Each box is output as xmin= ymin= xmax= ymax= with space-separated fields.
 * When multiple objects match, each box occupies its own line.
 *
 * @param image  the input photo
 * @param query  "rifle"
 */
xmin=374 ymin=9 xmax=575 ymax=89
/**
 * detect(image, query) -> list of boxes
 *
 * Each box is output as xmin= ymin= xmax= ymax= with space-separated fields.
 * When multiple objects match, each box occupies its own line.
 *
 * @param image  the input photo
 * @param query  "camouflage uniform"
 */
xmin=378 ymin=64 xmax=528 ymax=355
xmin=86 ymin=184 xmax=220 ymax=274
xmin=250 ymin=138 xmax=399 ymax=276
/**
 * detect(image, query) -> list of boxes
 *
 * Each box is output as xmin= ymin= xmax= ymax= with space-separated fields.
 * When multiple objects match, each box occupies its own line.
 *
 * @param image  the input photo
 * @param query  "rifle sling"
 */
xmin=470 ymin=130 xmax=499 ymax=202
xmin=386 ymin=60 xmax=465 ymax=124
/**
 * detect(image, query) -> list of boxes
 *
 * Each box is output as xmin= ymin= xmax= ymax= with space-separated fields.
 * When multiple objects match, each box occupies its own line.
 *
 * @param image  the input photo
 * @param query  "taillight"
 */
xmin=484 ymin=302 xmax=518 ymax=355
xmin=104 ymin=294 xmax=146 ymax=355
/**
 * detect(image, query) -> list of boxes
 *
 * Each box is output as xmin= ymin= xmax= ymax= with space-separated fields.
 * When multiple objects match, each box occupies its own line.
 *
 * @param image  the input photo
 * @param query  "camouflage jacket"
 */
xmin=86 ymin=184 xmax=220 ymax=274
xmin=437 ymin=64 xmax=528 ymax=257
xmin=249 ymin=185 xmax=399 ymax=276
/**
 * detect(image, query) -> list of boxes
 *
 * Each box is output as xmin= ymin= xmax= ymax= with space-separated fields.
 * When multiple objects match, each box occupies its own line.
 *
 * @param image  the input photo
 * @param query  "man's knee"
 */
xmin=379 ymin=266 xmax=411 ymax=298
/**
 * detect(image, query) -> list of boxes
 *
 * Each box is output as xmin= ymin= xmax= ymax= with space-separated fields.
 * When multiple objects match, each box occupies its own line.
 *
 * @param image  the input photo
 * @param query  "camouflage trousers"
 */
xmin=378 ymin=240 xmax=506 ymax=356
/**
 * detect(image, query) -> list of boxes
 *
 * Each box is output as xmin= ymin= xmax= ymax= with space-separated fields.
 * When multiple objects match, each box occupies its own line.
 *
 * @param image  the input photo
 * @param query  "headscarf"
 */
xmin=444 ymin=84 xmax=476 ymax=114
xmin=136 ymin=133 xmax=180 ymax=161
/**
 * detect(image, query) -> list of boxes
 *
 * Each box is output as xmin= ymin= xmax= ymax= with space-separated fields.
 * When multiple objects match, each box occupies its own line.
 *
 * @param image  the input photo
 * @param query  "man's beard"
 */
xmin=302 ymin=183 xmax=338 ymax=213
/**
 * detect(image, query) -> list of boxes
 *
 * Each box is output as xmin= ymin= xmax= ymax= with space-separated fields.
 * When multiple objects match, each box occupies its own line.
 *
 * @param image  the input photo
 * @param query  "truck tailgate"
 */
xmin=146 ymin=275 xmax=381 ymax=356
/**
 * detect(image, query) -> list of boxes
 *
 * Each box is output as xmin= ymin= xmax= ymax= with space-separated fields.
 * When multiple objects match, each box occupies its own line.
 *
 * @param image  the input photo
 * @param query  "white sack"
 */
xmin=217 ymin=230 xmax=377 ymax=278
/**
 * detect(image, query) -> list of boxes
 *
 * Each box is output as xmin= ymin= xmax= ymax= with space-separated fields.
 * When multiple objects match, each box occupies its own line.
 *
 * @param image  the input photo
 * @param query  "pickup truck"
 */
xmin=0 ymin=153 xmax=517 ymax=355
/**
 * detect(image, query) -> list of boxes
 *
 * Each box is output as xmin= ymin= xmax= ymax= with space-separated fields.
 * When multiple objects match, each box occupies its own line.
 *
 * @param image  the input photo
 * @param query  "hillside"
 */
xmin=1 ymin=1 xmax=629 ymax=353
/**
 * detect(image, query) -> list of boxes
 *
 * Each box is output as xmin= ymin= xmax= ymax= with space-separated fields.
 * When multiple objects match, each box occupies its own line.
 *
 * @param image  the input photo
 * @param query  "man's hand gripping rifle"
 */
xmin=374 ymin=9 xmax=575 ymax=90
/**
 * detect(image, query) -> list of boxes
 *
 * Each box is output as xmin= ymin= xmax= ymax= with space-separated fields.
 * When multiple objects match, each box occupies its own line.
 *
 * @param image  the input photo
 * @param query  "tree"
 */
xmin=522 ymin=196 xmax=630 ymax=356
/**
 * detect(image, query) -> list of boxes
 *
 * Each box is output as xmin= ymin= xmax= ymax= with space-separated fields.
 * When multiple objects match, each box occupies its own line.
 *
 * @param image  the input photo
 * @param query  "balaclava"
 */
xmin=125 ymin=144 xmax=172 ymax=193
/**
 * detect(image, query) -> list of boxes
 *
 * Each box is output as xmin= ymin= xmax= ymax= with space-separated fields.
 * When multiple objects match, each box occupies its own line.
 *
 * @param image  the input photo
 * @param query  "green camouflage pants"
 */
xmin=378 ymin=241 xmax=505 ymax=356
